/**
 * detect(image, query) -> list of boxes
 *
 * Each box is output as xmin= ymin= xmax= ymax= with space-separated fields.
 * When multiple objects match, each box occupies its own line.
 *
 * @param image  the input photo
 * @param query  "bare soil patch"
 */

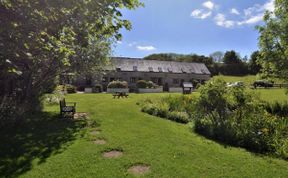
xmin=128 ymin=164 xmax=150 ymax=175
xmin=102 ymin=150 xmax=123 ymax=158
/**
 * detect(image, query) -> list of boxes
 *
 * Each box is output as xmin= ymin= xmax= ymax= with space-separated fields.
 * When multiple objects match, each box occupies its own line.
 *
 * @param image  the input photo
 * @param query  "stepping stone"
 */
xmin=74 ymin=112 xmax=88 ymax=120
xmin=102 ymin=150 xmax=123 ymax=158
xmin=93 ymin=139 xmax=107 ymax=145
xmin=90 ymin=130 xmax=101 ymax=135
xmin=128 ymin=164 xmax=150 ymax=175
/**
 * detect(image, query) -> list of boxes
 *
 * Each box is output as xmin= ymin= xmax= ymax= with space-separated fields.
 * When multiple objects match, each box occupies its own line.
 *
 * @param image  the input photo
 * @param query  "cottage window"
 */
xmin=116 ymin=68 xmax=121 ymax=72
xmin=158 ymin=67 xmax=163 ymax=72
xmin=148 ymin=67 xmax=153 ymax=72
xmin=173 ymin=79 xmax=179 ymax=84
xmin=133 ymin=66 xmax=138 ymax=71
xmin=130 ymin=77 xmax=136 ymax=83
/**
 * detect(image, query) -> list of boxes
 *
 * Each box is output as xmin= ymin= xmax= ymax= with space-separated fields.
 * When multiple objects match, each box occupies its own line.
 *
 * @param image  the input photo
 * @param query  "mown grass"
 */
xmin=3 ymin=93 xmax=286 ymax=178
xmin=212 ymin=75 xmax=288 ymax=103
xmin=213 ymin=75 xmax=257 ymax=86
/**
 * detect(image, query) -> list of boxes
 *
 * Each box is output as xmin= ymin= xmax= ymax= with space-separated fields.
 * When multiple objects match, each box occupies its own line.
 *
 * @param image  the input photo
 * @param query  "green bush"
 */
xmin=136 ymin=80 xmax=157 ymax=89
xmin=140 ymin=96 xmax=193 ymax=124
xmin=66 ymin=84 xmax=77 ymax=93
xmin=43 ymin=93 xmax=64 ymax=105
xmin=264 ymin=101 xmax=288 ymax=117
xmin=137 ymin=80 xmax=148 ymax=88
xmin=107 ymin=80 xmax=128 ymax=88
xmin=93 ymin=84 xmax=103 ymax=93
xmin=193 ymin=79 xmax=288 ymax=159
xmin=167 ymin=111 xmax=189 ymax=123
xmin=141 ymin=103 xmax=158 ymax=115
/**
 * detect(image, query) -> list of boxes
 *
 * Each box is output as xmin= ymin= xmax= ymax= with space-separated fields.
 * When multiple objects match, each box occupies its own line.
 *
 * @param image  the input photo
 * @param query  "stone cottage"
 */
xmin=76 ymin=57 xmax=211 ymax=92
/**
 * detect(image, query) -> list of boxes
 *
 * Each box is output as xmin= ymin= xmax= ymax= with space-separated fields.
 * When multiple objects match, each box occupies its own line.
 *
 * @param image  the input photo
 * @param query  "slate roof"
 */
xmin=108 ymin=57 xmax=211 ymax=75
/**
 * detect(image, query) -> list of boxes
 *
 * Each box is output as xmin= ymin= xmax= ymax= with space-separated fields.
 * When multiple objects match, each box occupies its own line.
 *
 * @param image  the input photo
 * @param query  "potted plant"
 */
xmin=137 ymin=80 xmax=163 ymax=93
xmin=93 ymin=84 xmax=103 ymax=93
xmin=107 ymin=80 xmax=129 ymax=93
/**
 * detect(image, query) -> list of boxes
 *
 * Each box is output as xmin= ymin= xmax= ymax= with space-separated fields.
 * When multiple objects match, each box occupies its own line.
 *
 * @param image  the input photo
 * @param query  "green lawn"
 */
xmin=2 ymin=93 xmax=287 ymax=178
xmin=213 ymin=75 xmax=257 ymax=86
xmin=212 ymin=75 xmax=288 ymax=103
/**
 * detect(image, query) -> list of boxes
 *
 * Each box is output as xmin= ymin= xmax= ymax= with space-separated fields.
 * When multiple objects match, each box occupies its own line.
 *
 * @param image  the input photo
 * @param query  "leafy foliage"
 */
xmin=107 ymin=80 xmax=128 ymax=88
xmin=248 ymin=51 xmax=262 ymax=75
xmin=136 ymin=80 xmax=158 ymax=89
xmin=222 ymin=50 xmax=242 ymax=64
xmin=210 ymin=51 xmax=224 ymax=63
xmin=0 ymin=0 xmax=142 ymax=118
xmin=257 ymin=0 xmax=288 ymax=81
xmin=140 ymin=95 xmax=196 ymax=124
xmin=193 ymin=79 xmax=288 ymax=159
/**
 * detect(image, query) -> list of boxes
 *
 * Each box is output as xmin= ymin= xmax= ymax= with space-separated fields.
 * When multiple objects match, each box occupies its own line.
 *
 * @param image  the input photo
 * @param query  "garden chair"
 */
xmin=59 ymin=98 xmax=76 ymax=118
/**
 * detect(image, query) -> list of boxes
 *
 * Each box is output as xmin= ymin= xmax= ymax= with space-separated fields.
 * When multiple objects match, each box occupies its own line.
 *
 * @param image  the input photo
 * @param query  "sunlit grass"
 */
xmin=13 ymin=93 xmax=287 ymax=178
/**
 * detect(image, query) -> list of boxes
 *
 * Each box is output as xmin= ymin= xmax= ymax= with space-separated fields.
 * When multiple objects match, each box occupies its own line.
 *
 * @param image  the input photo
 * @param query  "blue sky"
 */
xmin=113 ymin=0 xmax=275 ymax=58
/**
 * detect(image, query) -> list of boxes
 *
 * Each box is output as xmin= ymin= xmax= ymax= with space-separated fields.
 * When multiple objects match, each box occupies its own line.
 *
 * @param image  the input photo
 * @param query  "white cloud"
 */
xmin=230 ymin=8 xmax=240 ymax=15
xmin=116 ymin=41 xmax=122 ymax=44
xmin=263 ymin=0 xmax=275 ymax=12
xmin=214 ymin=13 xmax=235 ymax=28
xmin=190 ymin=0 xmax=275 ymax=28
xmin=202 ymin=1 xmax=214 ymax=10
xmin=128 ymin=42 xmax=137 ymax=47
xmin=239 ymin=0 xmax=275 ymax=26
xmin=191 ymin=9 xmax=212 ymax=19
xmin=238 ymin=14 xmax=263 ymax=25
xmin=136 ymin=45 xmax=156 ymax=51
xmin=214 ymin=0 xmax=275 ymax=28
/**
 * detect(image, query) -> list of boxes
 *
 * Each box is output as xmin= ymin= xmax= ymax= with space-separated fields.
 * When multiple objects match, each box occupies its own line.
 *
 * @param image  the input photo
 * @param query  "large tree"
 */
xmin=0 ymin=0 xmax=141 ymax=116
xmin=248 ymin=51 xmax=262 ymax=75
xmin=257 ymin=0 xmax=288 ymax=80
xmin=222 ymin=50 xmax=242 ymax=64
xmin=210 ymin=51 xmax=224 ymax=63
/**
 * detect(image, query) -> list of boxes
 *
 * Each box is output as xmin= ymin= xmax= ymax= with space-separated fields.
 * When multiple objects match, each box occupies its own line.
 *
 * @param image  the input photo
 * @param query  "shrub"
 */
xmin=140 ymin=95 xmax=193 ymax=124
xmin=137 ymin=80 xmax=148 ymax=88
xmin=167 ymin=111 xmax=189 ymax=124
xmin=66 ymin=84 xmax=77 ymax=93
xmin=77 ymin=85 xmax=85 ymax=92
xmin=43 ymin=93 xmax=64 ymax=105
xmin=141 ymin=103 xmax=158 ymax=115
xmin=264 ymin=101 xmax=288 ymax=117
xmin=55 ymin=85 xmax=66 ymax=93
xmin=107 ymin=80 xmax=128 ymax=88
xmin=193 ymin=79 xmax=288 ymax=159
xmin=93 ymin=84 xmax=103 ymax=93
xmin=136 ymin=80 xmax=157 ymax=89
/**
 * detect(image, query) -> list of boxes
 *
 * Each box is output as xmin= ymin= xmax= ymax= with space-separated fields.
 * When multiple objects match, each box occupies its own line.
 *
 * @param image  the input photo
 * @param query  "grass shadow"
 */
xmin=0 ymin=112 xmax=87 ymax=177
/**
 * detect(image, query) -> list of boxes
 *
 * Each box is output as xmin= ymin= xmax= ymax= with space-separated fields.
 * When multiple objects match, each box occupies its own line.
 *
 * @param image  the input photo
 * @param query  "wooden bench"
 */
xmin=113 ymin=92 xmax=129 ymax=99
xmin=59 ymin=98 xmax=76 ymax=118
